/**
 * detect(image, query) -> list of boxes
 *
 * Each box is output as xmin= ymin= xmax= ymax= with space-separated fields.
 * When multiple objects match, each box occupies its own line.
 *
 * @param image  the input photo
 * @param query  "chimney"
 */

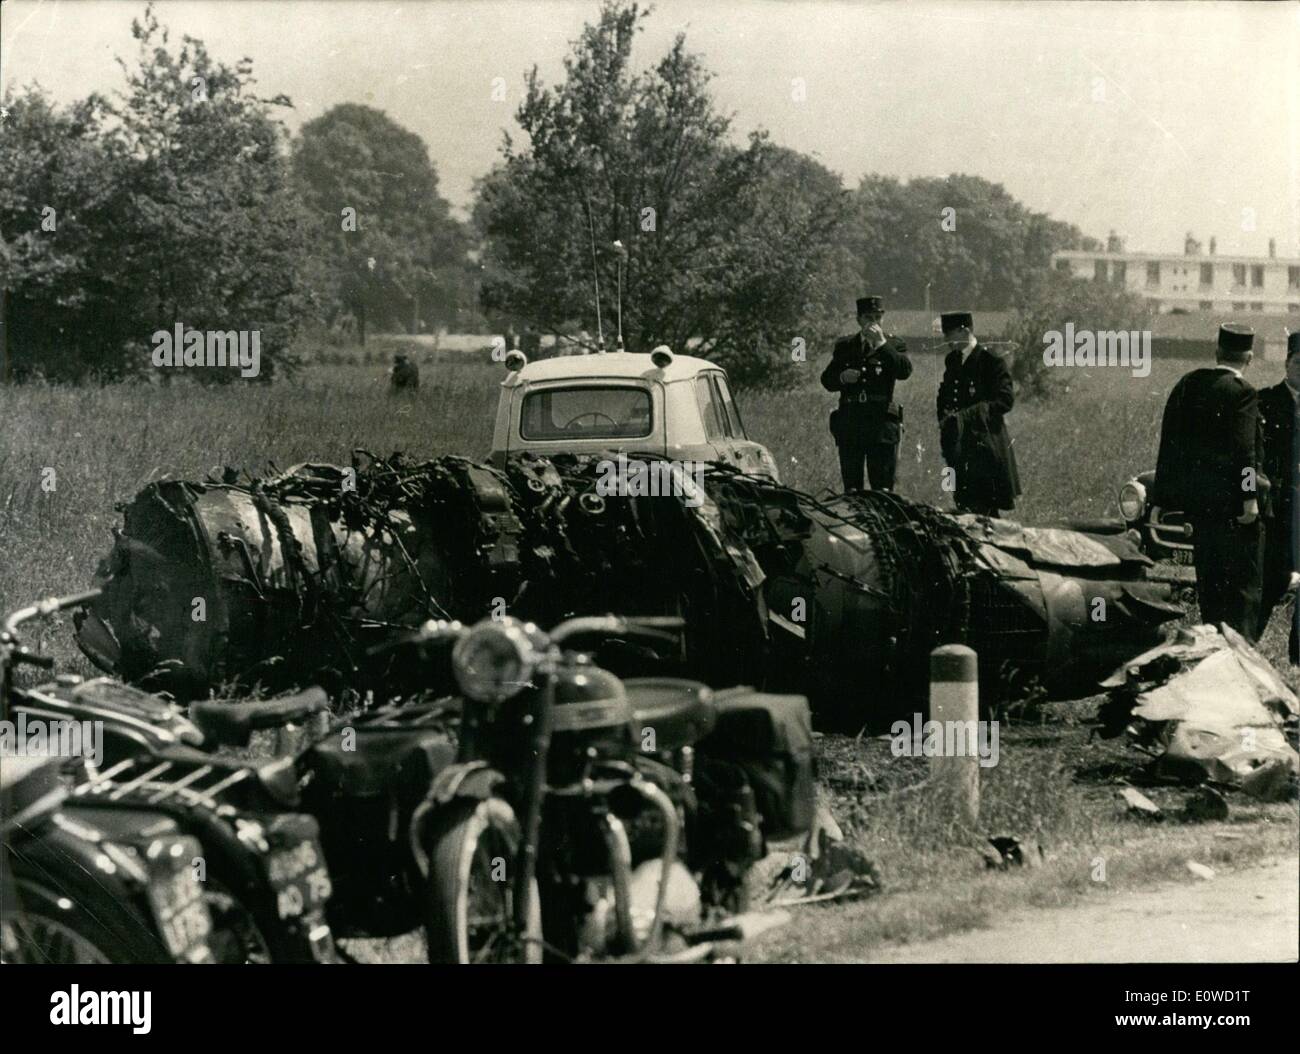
xmin=1209 ymin=236 xmax=1216 ymax=256
xmin=1184 ymin=231 xmax=1199 ymax=256
xmin=1106 ymin=230 xmax=1122 ymax=253
xmin=1269 ymin=238 xmax=1276 ymax=259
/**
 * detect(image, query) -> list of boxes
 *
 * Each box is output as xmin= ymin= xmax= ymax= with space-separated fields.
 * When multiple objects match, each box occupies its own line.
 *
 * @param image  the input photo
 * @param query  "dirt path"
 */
xmin=868 ymin=857 xmax=1299 ymax=963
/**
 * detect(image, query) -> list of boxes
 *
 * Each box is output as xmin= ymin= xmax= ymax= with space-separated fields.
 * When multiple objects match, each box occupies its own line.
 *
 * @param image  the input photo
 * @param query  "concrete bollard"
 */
xmin=929 ymin=644 xmax=980 ymax=826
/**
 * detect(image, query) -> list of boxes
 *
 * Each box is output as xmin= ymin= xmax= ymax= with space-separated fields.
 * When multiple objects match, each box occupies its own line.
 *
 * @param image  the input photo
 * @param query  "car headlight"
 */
xmin=1118 ymin=480 xmax=1146 ymax=522
xmin=451 ymin=618 xmax=540 ymax=704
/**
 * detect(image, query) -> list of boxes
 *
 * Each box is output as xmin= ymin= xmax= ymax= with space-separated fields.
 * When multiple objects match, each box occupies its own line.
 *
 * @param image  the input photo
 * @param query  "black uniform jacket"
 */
xmin=1153 ymin=366 xmax=1262 ymax=521
xmin=936 ymin=343 xmax=1021 ymax=510
xmin=1259 ymin=380 xmax=1298 ymax=532
xmin=820 ymin=332 xmax=912 ymax=445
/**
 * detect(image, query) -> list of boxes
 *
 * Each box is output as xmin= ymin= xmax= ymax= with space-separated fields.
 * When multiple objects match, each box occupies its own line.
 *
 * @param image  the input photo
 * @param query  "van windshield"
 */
xmin=520 ymin=385 xmax=653 ymax=440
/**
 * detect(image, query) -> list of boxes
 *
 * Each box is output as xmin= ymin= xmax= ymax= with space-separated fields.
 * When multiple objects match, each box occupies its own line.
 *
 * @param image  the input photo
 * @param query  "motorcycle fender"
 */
xmin=429 ymin=761 xmax=506 ymax=805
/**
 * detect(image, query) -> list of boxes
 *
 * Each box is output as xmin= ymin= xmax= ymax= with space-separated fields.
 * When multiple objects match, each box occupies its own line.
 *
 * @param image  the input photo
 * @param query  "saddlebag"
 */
xmin=697 ymin=689 xmax=815 ymax=841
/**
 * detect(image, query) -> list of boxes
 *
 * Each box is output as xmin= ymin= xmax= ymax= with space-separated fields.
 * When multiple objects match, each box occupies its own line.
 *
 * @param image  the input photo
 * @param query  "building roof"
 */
xmin=512 ymin=351 xmax=719 ymax=384
xmin=1053 ymin=249 xmax=1300 ymax=267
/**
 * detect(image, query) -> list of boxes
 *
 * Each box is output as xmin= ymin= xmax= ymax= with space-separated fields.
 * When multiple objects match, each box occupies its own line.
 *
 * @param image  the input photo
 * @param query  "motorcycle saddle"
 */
xmin=623 ymin=678 xmax=717 ymax=751
xmin=191 ymin=687 xmax=330 ymax=748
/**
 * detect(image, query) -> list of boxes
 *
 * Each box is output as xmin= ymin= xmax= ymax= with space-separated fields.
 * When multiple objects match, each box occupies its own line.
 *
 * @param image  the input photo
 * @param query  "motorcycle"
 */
xmin=2 ymin=592 xmax=338 ymax=964
xmin=386 ymin=614 xmax=812 ymax=963
xmin=2 ymin=753 xmax=216 ymax=964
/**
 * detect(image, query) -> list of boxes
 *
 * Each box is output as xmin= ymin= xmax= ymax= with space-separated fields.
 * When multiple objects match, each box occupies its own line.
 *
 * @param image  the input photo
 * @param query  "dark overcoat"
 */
xmin=936 ymin=344 xmax=1021 ymax=510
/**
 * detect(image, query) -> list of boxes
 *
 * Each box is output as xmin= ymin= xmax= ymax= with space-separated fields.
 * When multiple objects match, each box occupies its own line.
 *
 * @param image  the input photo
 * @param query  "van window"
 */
xmin=520 ymin=386 xmax=652 ymax=440
xmin=711 ymin=374 xmax=747 ymax=439
xmin=695 ymin=376 xmax=724 ymax=441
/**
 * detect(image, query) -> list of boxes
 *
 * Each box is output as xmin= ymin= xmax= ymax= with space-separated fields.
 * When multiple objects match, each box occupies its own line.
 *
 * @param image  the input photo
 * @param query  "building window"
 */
xmin=1145 ymin=262 xmax=1160 ymax=287
xmin=1111 ymin=261 xmax=1126 ymax=285
xmin=1289 ymin=303 xmax=1300 ymax=313
xmin=1055 ymin=258 xmax=1071 ymax=272
xmin=1232 ymin=302 xmax=1247 ymax=310
xmin=1199 ymin=263 xmax=1213 ymax=287
xmin=1288 ymin=266 xmax=1300 ymax=290
xmin=1249 ymin=302 xmax=1264 ymax=311
xmin=1251 ymin=265 xmax=1265 ymax=288
xmin=1199 ymin=300 xmax=1213 ymax=310
xmin=1093 ymin=260 xmax=1107 ymax=283
xmin=1232 ymin=264 xmax=1247 ymax=288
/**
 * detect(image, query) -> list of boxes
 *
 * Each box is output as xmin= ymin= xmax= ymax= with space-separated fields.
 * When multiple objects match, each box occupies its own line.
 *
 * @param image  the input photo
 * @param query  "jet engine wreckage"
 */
xmin=74 ymin=452 xmax=1185 ymax=726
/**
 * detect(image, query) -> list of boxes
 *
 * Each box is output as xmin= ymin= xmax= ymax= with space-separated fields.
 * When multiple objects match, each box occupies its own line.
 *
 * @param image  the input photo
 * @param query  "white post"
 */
xmin=930 ymin=644 xmax=980 ymax=826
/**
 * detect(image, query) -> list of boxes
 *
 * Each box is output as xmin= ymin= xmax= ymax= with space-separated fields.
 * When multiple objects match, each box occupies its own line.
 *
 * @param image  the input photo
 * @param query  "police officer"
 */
xmin=1152 ymin=324 xmax=1264 ymax=640
xmin=820 ymin=295 xmax=912 ymax=492
xmin=935 ymin=311 xmax=1020 ymax=517
xmin=1257 ymin=331 xmax=1300 ymax=661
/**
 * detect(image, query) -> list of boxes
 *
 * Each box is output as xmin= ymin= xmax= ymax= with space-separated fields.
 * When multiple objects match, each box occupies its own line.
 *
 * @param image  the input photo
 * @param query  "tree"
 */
xmin=849 ymin=174 xmax=1092 ymax=311
xmin=0 ymin=89 xmax=131 ymax=380
xmin=1 ymin=4 xmax=311 ymax=382
xmin=292 ymin=104 xmax=475 ymax=343
xmin=473 ymin=0 xmax=852 ymax=387
xmin=105 ymin=6 xmax=311 ymax=380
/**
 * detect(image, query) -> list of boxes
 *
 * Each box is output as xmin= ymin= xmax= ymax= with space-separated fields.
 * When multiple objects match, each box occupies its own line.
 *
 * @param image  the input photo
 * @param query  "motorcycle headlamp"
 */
xmin=452 ymin=618 xmax=541 ymax=704
xmin=1118 ymin=480 xmax=1146 ymax=523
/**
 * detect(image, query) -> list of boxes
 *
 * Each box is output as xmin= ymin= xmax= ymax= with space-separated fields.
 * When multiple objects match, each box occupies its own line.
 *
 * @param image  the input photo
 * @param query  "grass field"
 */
xmin=1 ymin=346 xmax=1295 ymax=961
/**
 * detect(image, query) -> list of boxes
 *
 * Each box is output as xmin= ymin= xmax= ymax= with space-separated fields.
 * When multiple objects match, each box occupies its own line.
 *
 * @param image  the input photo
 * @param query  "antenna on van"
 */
xmin=613 ymin=240 xmax=626 ymax=353
xmin=583 ymin=193 xmax=606 ymax=354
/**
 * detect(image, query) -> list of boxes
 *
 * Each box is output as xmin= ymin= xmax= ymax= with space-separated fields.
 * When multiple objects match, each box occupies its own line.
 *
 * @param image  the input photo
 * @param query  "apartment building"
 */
xmin=1051 ymin=233 xmax=1300 ymax=315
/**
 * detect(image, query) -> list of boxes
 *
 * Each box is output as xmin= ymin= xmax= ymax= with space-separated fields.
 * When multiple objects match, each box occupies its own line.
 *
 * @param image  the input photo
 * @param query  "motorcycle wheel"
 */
xmin=423 ymin=798 xmax=542 ymax=964
xmin=1 ymin=878 xmax=130 ymax=963
xmin=203 ymin=877 xmax=274 ymax=964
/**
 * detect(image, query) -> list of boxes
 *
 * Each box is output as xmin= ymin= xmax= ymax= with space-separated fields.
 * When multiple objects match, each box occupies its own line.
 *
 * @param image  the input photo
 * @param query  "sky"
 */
xmin=3 ymin=0 xmax=1298 ymax=256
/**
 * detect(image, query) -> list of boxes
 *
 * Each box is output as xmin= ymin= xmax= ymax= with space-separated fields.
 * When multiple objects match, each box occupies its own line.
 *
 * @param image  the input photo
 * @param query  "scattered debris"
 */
xmin=1120 ymin=786 xmax=1164 ymax=820
xmin=1097 ymin=624 xmax=1300 ymax=802
xmin=1181 ymin=786 xmax=1230 ymax=823
xmin=1185 ymin=861 xmax=1216 ymax=881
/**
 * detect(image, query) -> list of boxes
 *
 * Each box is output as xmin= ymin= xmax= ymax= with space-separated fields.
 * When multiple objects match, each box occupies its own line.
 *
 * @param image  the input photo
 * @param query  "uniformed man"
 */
xmin=820 ymin=295 xmax=912 ymax=492
xmin=1256 ymin=330 xmax=1300 ymax=661
xmin=1152 ymin=324 xmax=1264 ymax=640
xmin=935 ymin=311 xmax=1020 ymax=517
xmin=390 ymin=352 xmax=420 ymax=392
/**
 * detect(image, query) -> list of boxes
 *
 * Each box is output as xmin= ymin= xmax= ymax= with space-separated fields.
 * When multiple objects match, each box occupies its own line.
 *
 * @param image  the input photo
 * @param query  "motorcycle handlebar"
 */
xmin=2 ymin=590 xmax=103 ymax=639
xmin=365 ymin=614 xmax=684 ymax=657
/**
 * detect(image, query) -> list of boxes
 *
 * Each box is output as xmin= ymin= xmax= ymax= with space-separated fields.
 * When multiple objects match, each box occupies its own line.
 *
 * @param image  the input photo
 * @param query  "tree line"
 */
xmin=0 ymin=1 xmax=1134 ymax=387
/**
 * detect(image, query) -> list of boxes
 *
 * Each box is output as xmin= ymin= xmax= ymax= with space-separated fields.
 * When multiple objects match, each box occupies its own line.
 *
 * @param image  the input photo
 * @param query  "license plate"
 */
xmin=148 ymin=869 xmax=212 ymax=962
xmin=267 ymin=840 xmax=332 ymax=920
xmin=1172 ymin=549 xmax=1195 ymax=566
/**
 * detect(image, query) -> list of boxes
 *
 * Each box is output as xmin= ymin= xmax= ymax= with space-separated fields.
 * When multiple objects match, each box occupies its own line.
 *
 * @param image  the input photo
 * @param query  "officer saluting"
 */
xmin=936 ymin=311 xmax=1020 ymax=517
xmin=820 ymin=295 xmax=912 ymax=492
xmin=1152 ymin=324 xmax=1265 ymax=640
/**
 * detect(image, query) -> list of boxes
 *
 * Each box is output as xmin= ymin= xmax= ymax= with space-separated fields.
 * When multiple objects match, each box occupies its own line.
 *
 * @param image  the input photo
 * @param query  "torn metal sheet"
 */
xmin=1099 ymin=623 xmax=1299 ymax=800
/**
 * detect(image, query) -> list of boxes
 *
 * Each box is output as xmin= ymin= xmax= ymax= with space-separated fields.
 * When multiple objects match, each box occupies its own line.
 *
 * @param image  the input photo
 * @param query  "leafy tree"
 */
xmin=849 ymin=174 xmax=1092 ymax=311
xmin=292 ymin=103 xmax=475 ymax=343
xmin=0 ymin=89 xmax=131 ymax=380
xmin=1 ymin=4 xmax=310 ymax=382
xmin=473 ymin=0 xmax=852 ymax=387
